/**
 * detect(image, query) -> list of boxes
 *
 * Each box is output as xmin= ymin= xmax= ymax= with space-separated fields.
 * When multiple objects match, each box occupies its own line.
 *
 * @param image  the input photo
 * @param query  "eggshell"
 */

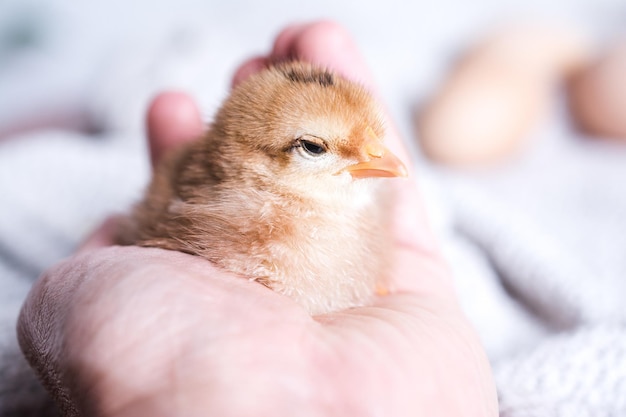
xmin=568 ymin=40 xmax=626 ymax=140
xmin=416 ymin=25 xmax=590 ymax=166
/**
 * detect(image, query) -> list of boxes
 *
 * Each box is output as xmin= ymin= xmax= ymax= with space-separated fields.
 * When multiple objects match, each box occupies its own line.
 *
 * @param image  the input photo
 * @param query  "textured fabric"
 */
xmin=438 ymin=118 xmax=626 ymax=414
xmin=1 ymin=1 xmax=625 ymax=415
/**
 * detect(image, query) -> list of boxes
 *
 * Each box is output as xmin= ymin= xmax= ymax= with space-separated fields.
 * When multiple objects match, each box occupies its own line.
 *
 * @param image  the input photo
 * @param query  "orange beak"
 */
xmin=342 ymin=130 xmax=408 ymax=179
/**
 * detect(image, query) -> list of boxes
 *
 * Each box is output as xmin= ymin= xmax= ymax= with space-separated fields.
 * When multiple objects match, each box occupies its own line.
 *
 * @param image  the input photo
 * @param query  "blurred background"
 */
xmin=2 ymin=0 xmax=626 ymax=415
xmin=0 ymin=0 xmax=624 ymax=141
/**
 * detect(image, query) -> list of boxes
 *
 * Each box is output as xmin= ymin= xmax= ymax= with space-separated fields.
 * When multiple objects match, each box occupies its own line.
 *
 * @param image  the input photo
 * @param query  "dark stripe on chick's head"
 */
xmin=282 ymin=65 xmax=335 ymax=87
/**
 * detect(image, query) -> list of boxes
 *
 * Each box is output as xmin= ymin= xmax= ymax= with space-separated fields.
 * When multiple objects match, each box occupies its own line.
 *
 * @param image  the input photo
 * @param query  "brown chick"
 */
xmin=119 ymin=61 xmax=408 ymax=315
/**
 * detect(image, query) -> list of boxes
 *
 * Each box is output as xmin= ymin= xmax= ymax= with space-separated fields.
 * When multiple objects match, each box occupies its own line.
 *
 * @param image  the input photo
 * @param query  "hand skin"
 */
xmin=18 ymin=21 xmax=498 ymax=417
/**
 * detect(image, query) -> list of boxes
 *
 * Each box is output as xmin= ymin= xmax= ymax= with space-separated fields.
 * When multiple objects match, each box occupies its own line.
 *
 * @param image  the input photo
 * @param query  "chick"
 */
xmin=119 ymin=61 xmax=407 ymax=315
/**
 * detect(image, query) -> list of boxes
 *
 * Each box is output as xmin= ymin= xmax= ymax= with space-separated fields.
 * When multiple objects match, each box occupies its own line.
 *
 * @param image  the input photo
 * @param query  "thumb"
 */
xmin=78 ymin=93 xmax=205 ymax=253
xmin=146 ymin=91 xmax=204 ymax=168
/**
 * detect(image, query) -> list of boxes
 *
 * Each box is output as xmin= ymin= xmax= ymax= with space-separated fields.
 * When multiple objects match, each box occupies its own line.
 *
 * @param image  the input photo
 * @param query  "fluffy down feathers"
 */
xmin=119 ymin=61 xmax=406 ymax=314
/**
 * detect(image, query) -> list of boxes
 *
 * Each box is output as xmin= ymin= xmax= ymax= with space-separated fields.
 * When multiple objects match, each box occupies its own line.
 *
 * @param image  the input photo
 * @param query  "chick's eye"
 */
xmin=300 ymin=140 xmax=326 ymax=156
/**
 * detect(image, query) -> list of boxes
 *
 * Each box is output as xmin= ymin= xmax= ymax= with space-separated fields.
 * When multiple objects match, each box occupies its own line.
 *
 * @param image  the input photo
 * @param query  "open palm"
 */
xmin=18 ymin=21 xmax=497 ymax=417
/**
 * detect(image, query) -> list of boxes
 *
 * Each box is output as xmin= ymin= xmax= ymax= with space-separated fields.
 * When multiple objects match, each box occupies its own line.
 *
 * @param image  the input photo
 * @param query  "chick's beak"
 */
xmin=343 ymin=136 xmax=408 ymax=179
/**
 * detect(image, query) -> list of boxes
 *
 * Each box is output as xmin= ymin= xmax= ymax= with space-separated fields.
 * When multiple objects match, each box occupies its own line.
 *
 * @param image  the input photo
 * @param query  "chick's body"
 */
xmin=121 ymin=62 xmax=406 ymax=314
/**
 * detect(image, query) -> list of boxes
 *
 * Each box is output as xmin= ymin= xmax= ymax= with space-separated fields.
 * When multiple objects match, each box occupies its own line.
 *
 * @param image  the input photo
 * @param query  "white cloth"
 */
xmin=1 ymin=1 xmax=625 ymax=415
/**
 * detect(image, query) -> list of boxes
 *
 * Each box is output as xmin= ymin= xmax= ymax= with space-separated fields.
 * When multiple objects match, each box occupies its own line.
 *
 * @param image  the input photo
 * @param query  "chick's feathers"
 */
xmin=120 ymin=62 xmax=399 ymax=314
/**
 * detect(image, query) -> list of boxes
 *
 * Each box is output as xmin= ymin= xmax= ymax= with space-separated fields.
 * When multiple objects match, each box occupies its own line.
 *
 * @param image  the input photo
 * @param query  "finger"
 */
xmin=231 ymin=56 xmax=268 ymax=88
xmin=271 ymin=23 xmax=308 ymax=58
xmin=146 ymin=91 xmax=204 ymax=168
xmin=228 ymin=25 xmax=309 ymax=87
xmin=271 ymin=20 xmax=376 ymax=90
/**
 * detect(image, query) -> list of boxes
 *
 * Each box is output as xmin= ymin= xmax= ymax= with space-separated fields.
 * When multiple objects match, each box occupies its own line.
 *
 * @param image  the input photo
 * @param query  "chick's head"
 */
xmin=209 ymin=61 xmax=407 ymax=200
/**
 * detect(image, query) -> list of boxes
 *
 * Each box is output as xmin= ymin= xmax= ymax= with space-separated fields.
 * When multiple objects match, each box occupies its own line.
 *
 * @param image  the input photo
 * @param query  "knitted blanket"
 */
xmin=1 ymin=1 xmax=625 ymax=415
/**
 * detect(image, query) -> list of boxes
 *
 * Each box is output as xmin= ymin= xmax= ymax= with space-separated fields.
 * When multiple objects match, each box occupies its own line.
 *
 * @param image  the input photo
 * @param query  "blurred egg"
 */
xmin=568 ymin=40 xmax=626 ymax=140
xmin=416 ymin=25 xmax=590 ymax=166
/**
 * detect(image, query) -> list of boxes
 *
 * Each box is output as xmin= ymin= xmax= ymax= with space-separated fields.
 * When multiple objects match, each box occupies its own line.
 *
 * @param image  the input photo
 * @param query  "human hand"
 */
xmin=18 ymin=21 xmax=497 ymax=417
